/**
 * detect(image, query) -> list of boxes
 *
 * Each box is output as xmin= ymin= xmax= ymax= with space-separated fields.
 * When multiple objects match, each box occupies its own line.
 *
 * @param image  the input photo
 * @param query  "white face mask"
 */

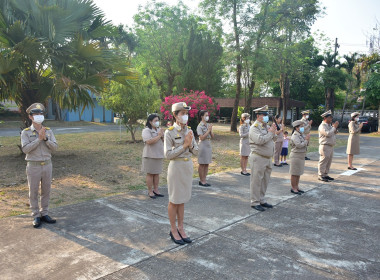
xmin=204 ymin=116 xmax=209 ymax=122
xmin=305 ymin=115 xmax=309 ymax=119
xmin=181 ymin=114 xmax=188 ymax=124
xmin=262 ymin=116 xmax=269 ymax=123
xmin=355 ymin=117 xmax=359 ymax=122
xmin=153 ymin=121 xmax=160 ymax=128
xmin=245 ymin=119 xmax=250 ymax=124
xmin=33 ymin=115 xmax=44 ymax=124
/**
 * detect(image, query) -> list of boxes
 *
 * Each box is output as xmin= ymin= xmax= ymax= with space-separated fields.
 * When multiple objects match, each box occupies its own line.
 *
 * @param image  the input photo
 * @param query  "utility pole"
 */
xmin=334 ymin=38 xmax=340 ymax=65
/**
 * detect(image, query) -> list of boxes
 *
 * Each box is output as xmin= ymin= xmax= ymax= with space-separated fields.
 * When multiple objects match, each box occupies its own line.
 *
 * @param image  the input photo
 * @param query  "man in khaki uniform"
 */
xmin=318 ymin=110 xmax=338 ymax=182
xmin=249 ymin=105 xmax=278 ymax=211
xmin=21 ymin=103 xmax=58 ymax=228
xmin=300 ymin=110 xmax=313 ymax=160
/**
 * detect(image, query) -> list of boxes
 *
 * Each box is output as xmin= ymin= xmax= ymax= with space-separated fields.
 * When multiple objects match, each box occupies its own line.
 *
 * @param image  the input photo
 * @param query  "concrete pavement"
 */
xmin=0 ymin=136 xmax=379 ymax=280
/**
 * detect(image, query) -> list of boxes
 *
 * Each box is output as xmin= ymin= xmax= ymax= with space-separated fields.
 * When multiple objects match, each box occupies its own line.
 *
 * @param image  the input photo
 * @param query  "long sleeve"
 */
xmin=189 ymin=136 xmax=199 ymax=156
xmin=239 ymin=125 xmax=249 ymax=138
xmin=45 ymin=130 xmax=58 ymax=152
xmin=164 ymin=131 xmax=184 ymax=160
xmin=250 ymin=126 xmax=275 ymax=145
xmin=292 ymin=134 xmax=308 ymax=149
xmin=349 ymin=122 xmax=361 ymax=134
xmin=21 ymin=131 xmax=41 ymax=154
xmin=319 ymin=124 xmax=336 ymax=137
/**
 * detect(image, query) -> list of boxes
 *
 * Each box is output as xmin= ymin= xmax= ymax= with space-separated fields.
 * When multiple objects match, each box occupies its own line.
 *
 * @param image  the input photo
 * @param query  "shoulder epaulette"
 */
xmin=23 ymin=128 xmax=30 ymax=131
xmin=254 ymin=123 xmax=259 ymax=127
xmin=188 ymin=126 xmax=191 ymax=129
xmin=45 ymin=127 xmax=51 ymax=130
xmin=168 ymin=126 xmax=174 ymax=131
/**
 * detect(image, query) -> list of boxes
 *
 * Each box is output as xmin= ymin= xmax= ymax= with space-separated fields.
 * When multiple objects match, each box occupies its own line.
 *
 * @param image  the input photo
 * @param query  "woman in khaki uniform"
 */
xmin=347 ymin=112 xmax=363 ymax=170
xmin=239 ymin=113 xmax=251 ymax=176
xmin=273 ymin=115 xmax=284 ymax=167
xmin=142 ymin=114 xmax=165 ymax=199
xmin=289 ymin=120 xmax=310 ymax=195
xmin=197 ymin=110 xmax=214 ymax=186
xmin=164 ymin=102 xmax=199 ymax=245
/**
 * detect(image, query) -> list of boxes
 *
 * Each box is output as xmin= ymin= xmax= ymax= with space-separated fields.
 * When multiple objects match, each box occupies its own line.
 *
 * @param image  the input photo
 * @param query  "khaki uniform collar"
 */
xmin=173 ymin=122 xmax=184 ymax=131
xmin=30 ymin=124 xmax=36 ymax=132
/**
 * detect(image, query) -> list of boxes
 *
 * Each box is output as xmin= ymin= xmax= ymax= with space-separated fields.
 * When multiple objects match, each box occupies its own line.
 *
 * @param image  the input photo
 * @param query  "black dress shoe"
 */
xmin=33 ymin=217 xmax=41 ymax=228
xmin=318 ymin=176 xmax=329 ymax=182
xmin=41 ymin=215 xmax=56 ymax=224
xmin=169 ymin=231 xmax=185 ymax=245
xmin=325 ymin=176 xmax=334 ymax=180
xmin=282 ymin=162 xmax=288 ymax=165
xmin=178 ymin=230 xmax=192 ymax=243
xmin=305 ymin=157 xmax=311 ymax=160
xmin=199 ymin=182 xmax=210 ymax=187
xmin=260 ymin=202 xmax=273 ymax=208
xmin=252 ymin=205 xmax=266 ymax=211
xmin=205 ymin=183 xmax=211 ymax=186
xmin=291 ymin=189 xmax=302 ymax=195
xmin=153 ymin=191 xmax=164 ymax=197
xmin=241 ymin=172 xmax=250 ymax=176
xmin=298 ymin=189 xmax=305 ymax=193
xmin=274 ymin=164 xmax=282 ymax=167
xmin=149 ymin=194 xmax=157 ymax=199
xmin=348 ymin=167 xmax=357 ymax=170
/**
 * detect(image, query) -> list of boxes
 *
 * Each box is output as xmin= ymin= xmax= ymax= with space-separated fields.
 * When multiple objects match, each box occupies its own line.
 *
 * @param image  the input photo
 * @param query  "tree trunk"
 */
xmin=230 ymin=0 xmax=242 ymax=132
xmin=103 ymin=106 xmax=106 ymax=122
xmin=280 ymin=73 xmax=290 ymax=125
xmin=91 ymin=106 xmax=94 ymax=122
xmin=326 ymin=87 xmax=335 ymax=113
xmin=361 ymin=94 xmax=366 ymax=115
xmin=340 ymin=91 xmax=349 ymax=126
xmin=244 ymin=80 xmax=255 ymax=113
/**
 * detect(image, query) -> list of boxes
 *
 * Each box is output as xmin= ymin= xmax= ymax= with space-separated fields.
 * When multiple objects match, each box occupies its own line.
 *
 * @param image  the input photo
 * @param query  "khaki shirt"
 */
xmin=239 ymin=124 xmax=250 ymax=139
xmin=290 ymin=131 xmax=308 ymax=153
xmin=21 ymin=125 xmax=58 ymax=161
xmin=164 ymin=123 xmax=199 ymax=160
xmin=318 ymin=122 xmax=337 ymax=146
xmin=348 ymin=121 xmax=361 ymax=134
xmin=142 ymin=127 xmax=164 ymax=159
xmin=301 ymin=117 xmax=311 ymax=135
xmin=249 ymin=120 xmax=277 ymax=158
xmin=197 ymin=122 xmax=211 ymax=141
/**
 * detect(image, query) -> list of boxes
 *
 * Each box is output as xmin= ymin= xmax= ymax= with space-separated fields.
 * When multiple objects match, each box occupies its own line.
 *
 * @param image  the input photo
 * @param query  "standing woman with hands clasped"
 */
xmin=346 ymin=112 xmax=363 ymax=170
xmin=197 ymin=110 xmax=214 ymax=186
xmin=165 ymin=102 xmax=199 ymax=245
xmin=289 ymin=120 xmax=310 ymax=195
xmin=141 ymin=114 xmax=165 ymax=199
xmin=239 ymin=113 xmax=251 ymax=176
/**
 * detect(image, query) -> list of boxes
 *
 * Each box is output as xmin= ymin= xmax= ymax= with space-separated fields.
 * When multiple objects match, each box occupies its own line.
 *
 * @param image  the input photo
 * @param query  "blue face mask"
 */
xmin=299 ymin=127 xmax=305 ymax=133
xmin=263 ymin=116 xmax=269 ymax=123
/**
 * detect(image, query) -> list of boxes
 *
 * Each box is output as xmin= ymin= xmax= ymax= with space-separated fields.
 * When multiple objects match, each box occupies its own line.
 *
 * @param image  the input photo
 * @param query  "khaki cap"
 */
xmin=301 ymin=110 xmax=310 ymax=115
xmin=26 ymin=103 xmax=45 ymax=114
xmin=292 ymin=120 xmax=304 ymax=127
xmin=321 ymin=110 xmax=332 ymax=118
xmin=172 ymin=102 xmax=191 ymax=112
xmin=253 ymin=105 xmax=269 ymax=114
xmin=351 ymin=112 xmax=360 ymax=118
xmin=241 ymin=113 xmax=250 ymax=118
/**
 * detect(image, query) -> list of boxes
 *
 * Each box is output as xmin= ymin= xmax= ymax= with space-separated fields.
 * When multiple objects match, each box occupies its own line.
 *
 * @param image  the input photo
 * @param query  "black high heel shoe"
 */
xmin=178 ymin=230 xmax=192 ymax=243
xmin=153 ymin=190 xmax=164 ymax=197
xmin=169 ymin=231 xmax=185 ymax=245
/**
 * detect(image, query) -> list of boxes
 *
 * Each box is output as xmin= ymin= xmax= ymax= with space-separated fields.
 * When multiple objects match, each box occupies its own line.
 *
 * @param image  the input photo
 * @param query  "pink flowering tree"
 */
xmin=160 ymin=90 xmax=220 ymax=133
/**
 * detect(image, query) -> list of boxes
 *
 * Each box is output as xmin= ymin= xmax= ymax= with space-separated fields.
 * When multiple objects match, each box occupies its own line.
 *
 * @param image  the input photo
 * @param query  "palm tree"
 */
xmin=340 ymin=53 xmax=359 ymax=123
xmin=0 ymin=0 xmax=137 ymax=127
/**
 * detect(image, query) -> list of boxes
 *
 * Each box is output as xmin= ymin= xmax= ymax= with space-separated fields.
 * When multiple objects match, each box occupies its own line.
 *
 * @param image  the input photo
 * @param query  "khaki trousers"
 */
xmin=26 ymin=162 xmax=53 ymax=218
xmin=274 ymin=141 xmax=283 ymax=165
xmin=318 ymin=145 xmax=334 ymax=177
xmin=250 ymin=153 xmax=272 ymax=206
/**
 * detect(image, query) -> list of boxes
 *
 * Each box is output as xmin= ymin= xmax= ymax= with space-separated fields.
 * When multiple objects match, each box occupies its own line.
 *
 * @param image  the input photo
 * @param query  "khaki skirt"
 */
xmin=198 ymin=140 xmax=212 ymax=164
xmin=240 ymin=139 xmax=250 ymax=156
xmin=289 ymin=152 xmax=306 ymax=176
xmin=167 ymin=159 xmax=193 ymax=204
xmin=141 ymin=158 xmax=163 ymax=174
xmin=346 ymin=134 xmax=360 ymax=155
